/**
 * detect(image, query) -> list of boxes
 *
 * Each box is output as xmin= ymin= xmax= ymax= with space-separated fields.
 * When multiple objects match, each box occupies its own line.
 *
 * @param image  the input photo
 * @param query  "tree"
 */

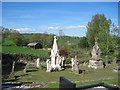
xmin=86 ymin=14 xmax=112 ymax=56
xmin=86 ymin=14 xmax=111 ymax=48
xmin=9 ymin=54 xmax=20 ymax=78
xmin=78 ymin=37 xmax=89 ymax=48
xmin=8 ymin=33 xmax=24 ymax=46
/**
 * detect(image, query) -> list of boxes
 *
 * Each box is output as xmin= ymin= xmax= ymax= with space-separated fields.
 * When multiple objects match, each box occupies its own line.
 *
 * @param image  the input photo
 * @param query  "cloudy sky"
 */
xmin=2 ymin=2 xmax=118 ymax=37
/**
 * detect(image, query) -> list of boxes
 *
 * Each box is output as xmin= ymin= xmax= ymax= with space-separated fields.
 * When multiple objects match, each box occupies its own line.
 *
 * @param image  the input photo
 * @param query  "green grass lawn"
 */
xmin=3 ymin=66 xmax=118 ymax=88
xmin=46 ymin=79 xmax=118 ymax=88
xmin=2 ymin=46 xmax=49 ymax=55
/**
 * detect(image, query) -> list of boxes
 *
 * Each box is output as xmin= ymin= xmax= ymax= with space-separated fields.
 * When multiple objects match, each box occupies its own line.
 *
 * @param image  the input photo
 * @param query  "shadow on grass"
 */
xmin=64 ymin=65 xmax=72 ymax=69
xmin=2 ymin=78 xmax=19 ymax=82
xmin=26 ymin=69 xmax=37 ymax=72
xmin=15 ymin=74 xmax=29 ymax=79
xmin=3 ymin=74 xmax=29 ymax=83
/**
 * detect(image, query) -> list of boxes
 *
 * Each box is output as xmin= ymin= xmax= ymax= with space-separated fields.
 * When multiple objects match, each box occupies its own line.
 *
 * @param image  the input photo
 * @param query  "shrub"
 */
xmin=65 ymin=58 xmax=71 ymax=64
xmin=78 ymin=37 xmax=89 ymax=48
xmin=59 ymin=50 xmax=68 ymax=57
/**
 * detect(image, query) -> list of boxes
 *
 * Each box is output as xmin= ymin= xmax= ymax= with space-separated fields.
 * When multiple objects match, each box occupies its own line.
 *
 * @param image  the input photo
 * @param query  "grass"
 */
xmin=2 ymin=46 xmax=49 ymax=55
xmin=58 ymin=38 xmax=80 ymax=45
xmin=3 ymin=66 xmax=118 ymax=85
xmin=46 ymin=79 xmax=119 ymax=88
xmin=2 ymin=40 xmax=16 ymax=46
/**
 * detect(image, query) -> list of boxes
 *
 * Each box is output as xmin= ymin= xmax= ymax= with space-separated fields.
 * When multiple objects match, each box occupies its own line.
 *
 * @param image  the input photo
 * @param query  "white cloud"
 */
xmin=48 ymin=25 xmax=86 ymax=30
xmin=64 ymin=25 xmax=86 ymax=29
xmin=48 ymin=26 xmax=59 ymax=30
xmin=16 ymin=28 xmax=36 ymax=32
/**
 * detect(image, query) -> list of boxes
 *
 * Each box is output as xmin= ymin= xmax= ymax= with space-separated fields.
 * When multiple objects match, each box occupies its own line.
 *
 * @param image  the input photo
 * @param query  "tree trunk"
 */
xmin=24 ymin=61 xmax=29 ymax=73
xmin=9 ymin=61 xmax=15 ymax=78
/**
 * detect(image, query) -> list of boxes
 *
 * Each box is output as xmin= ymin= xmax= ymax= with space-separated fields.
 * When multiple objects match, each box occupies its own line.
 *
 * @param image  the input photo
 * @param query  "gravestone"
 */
xmin=105 ymin=55 xmax=108 ymax=65
xmin=46 ymin=59 xmax=52 ymax=72
xmin=72 ymin=57 xmax=79 ymax=74
xmin=111 ymin=57 xmax=117 ymax=67
xmin=88 ymin=37 xmax=103 ymax=69
xmin=36 ymin=58 xmax=40 ymax=68
xmin=61 ymin=57 xmax=65 ymax=67
xmin=71 ymin=58 xmax=74 ymax=71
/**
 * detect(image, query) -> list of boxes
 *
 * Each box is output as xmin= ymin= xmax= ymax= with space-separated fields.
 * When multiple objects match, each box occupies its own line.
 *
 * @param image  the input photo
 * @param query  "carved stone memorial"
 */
xmin=46 ymin=36 xmax=64 ymax=72
xmin=88 ymin=37 xmax=103 ymax=69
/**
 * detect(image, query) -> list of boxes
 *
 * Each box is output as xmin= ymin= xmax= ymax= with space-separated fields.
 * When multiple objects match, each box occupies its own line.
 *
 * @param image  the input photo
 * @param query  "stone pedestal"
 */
xmin=88 ymin=58 xmax=103 ymax=69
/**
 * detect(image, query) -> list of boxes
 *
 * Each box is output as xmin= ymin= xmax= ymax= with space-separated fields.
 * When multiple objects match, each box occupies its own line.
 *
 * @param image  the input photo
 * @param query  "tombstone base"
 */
xmin=88 ymin=59 xmax=103 ymax=69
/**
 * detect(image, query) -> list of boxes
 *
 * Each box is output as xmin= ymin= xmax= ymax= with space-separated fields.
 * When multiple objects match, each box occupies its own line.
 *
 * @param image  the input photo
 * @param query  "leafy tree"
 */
xmin=86 ymin=14 xmax=112 ymax=56
xmin=8 ymin=33 xmax=24 ymax=46
xmin=86 ymin=14 xmax=112 ymax=48
xmin=30 ymin=33 xmax=42 ymax=43
xmin=78 ymin=37 xmax=89 ymax=48
xmin=21 ymin=37 xmax=29 ymax=46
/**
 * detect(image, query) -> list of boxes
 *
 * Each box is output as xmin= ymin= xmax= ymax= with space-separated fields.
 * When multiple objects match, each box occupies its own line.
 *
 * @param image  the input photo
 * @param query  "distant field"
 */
xmin=2 ymin=46 xmax=49 ymax=55
xmin=58 ymin=38 xmax=80 ymax=45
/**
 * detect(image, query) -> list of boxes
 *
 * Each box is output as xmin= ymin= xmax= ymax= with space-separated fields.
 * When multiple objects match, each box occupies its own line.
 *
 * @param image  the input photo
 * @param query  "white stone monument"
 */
xmin=71 ymin=56 xmax=79 ymax=74
xmin=46 ymin=59 xmax=52 ymax=72
xmin=71 ymin=58 xmax=74 ymax=71
xmin=88 ymin=37 xmax=103 ymax=69
xmin=36 ymin=58 xmax=40 ymax=68
xmin=46 ymin=36 xmax=64 ymax=72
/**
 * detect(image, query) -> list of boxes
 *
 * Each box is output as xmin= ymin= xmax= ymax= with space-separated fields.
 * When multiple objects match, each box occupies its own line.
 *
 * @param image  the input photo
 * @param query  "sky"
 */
xmin=2 ymin=2 xmax=118 ymax=37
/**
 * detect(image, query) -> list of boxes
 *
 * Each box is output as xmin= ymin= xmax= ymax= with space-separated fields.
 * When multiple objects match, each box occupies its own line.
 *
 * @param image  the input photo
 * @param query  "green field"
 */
xmin=3 ymin=66 xmax=118 ymax=88
xmin=58 ymin=38 xmax=80 ymax=45
xmin=2 ymin=46 xmax=49 ymax=55
xmin=46 ymin=79 xmax=118 ymax=88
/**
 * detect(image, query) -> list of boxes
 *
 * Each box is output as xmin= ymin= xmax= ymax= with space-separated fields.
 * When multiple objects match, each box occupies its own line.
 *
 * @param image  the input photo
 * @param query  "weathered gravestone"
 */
xmin=46 ymin=59 xmax=52 ymax=72
xmin=71 ymin=56 xmax=79 ymax=74
xmin=105 ymin=55 xmax=108 ymax=65
xmin=111 ymin=57 xmax=117 ymax=67
xmin=105 ymin=57 xmax=118 ymax=69
xmin=88 ymin=37 xmax=103 ymax=69
xmin=36 ymin=58 xmax=40 ymax=68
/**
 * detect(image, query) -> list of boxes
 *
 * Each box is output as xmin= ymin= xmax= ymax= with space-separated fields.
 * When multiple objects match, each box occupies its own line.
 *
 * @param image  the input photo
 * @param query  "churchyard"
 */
xmin=2 ymin=65 xmax=118 ymax=88
xmin=2 ymin=35 xmax=119 ymax=89
xmin=2 ymin=13 xmax=120 ymax=89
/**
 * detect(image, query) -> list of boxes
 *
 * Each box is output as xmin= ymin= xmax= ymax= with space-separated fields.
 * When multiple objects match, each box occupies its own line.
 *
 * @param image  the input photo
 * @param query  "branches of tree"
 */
xmin=86 ymin=14 xmax=119 ymax=61
xmin=2 ymin=27 xmax=29 ymax=46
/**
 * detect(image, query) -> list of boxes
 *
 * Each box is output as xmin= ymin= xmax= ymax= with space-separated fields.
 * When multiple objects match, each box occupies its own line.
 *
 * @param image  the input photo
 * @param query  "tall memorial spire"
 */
xmin=52 ymin=36 xmax=58 ymax=55
xmin=46 ymin=36 xmax=64 ymax=72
